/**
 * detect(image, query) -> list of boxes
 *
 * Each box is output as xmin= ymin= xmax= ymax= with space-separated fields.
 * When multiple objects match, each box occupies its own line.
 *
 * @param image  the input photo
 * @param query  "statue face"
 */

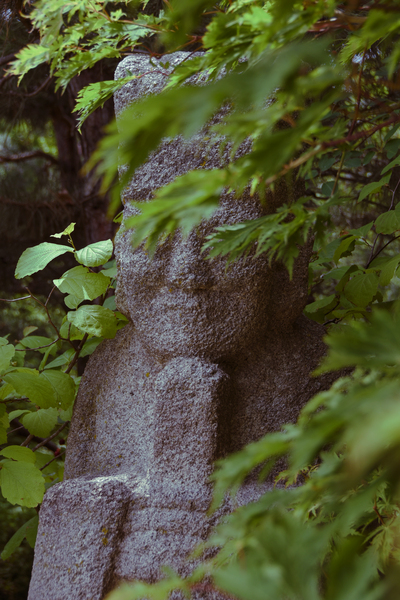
xmin=116 ymin=191 xmax=275 ymax=361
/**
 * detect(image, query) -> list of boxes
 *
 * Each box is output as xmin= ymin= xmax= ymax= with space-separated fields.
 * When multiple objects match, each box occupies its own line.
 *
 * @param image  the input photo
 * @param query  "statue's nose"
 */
xmin=165 ymin=230 xmax=214 ymax=290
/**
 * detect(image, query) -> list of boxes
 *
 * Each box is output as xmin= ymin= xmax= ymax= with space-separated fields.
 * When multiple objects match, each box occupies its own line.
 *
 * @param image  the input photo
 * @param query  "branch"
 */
xmin=39 ymin=450 xmax=66 ymax=471
xmin=32 ymin=421 xmax=68 ymax=452
xmin=0 ymin=150 xmax=59 ymax=165
xmin=9 ymin=419 xmax=58 ymax=451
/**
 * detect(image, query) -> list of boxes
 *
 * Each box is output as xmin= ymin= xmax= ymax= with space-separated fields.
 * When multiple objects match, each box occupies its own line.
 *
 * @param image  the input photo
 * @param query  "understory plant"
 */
xmin=0 ymin=223 xmax=126 ymax=559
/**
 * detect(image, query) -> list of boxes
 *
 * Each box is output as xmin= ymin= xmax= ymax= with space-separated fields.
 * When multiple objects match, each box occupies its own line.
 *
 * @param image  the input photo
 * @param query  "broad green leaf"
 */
xmin=0 ymin=460 xmax=44 ymax=507
xmin=22 ymin=408 xmax=58 ymax=438
xmin=19 ymin=336 xmax=55 ymax=354
xmin=375 ymin=211 xmax=400 ymax=235
xmin=26 ymin=515 xmax=39 ymax=548
xmin=0 ymin=446 xmax=36 ymax=464
xmin=358 ymin=174 xmax=391 ymax=203
xmin=0 ymin=404 xmax=7 ymax=425
xmin=3 ymin=371 xmax=55 ymax=409
xmin=0 ymin=337 xmax=9 ymax=347
xmin=8 ymin=409 xmax=30 ymax=422
xmin=381 ymin=153 xmax=400 ymax=174
xmin=75 ymin=239 xmax=113 ymax=267
xmin=54 ymin=266 xmax=110 ymax=301
xmin=379 ymin=255 xmax=400 ymax=286
xmin=15 ymin=242 xmax=73 ymax=279
xmin=50 ymin=222 xmax=76 ymax=238
xmin=44 ymin=348 xmax=75 ymax=370
xmin=64 ymin=294 xmax=81 ymax=309
xmin=40 ymin=370 xmax=75 ymax=410
xmin=0 ymin=426 xmax=6 ymax=445
xmin=59 ymin=320 xmax=85 ymax=341
xmin=0 ymin=383 xmax=14 ymax=400
xmin=344 ymin=273 xmax=379 ymax=308
xmin=0 ymin=344 xmax=15 ymax=373
xmin=304 ymin=294 xmax=336 ymax=314
xmin=333 ymin=236 xmax=356 ymax=264
xmin=103 ymin=295 xmax=117 ymax=310
xmin=1 ymin=516 xmax=38 ymax=560
xmin=67 ymin=305 xmax=117 ymax=339
xmin=80 ymin=337 xmax=103 ymax=357
xmin=22 ymin=326 xmax=38 ymax=337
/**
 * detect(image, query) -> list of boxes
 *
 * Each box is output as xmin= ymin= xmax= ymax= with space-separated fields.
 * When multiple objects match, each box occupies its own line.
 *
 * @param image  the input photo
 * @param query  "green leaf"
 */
xmin=53 ymin=266 xmax=110 ymax=301
xmin=40 ymin=370 xmax=75 ymax=410
xmin=3 ymin=371 xmax=55 ymax=409
xmin=80 ymin=337 xmax=103 ymax=357
xmin=59 ymin=320 xmax=85 ymax=341
xmin=0 ymin=446 xmax=36 ymax=464
xmin=64 ymin=295 xmax=81 ymax=309
xmin=333 ymin=236 xmax=356 ymax=264
xmin=0 ymin=460 xmax=44 ymax=507
xmin=381 ymin=154 xmax=400 ymax=175
xmin=22 ymin=408 xmax=58 ymax=438
xmin=125 ymin=169 xmax=225 ymax=255
xmin=44 ymin=348 xmax=75 ymax=370
xmin=0 ymin=427 xmax=6 ymax=445
xmin=0 ymin=344 xmax=15 ymax=374
xmin=19 ymin=336 xmax=55 ymax=354
xmin=379 ymin=255 xmax=400 ymax=286
xmin=375 ymin=211 xmax=400 ymax=235
xmin=8 ymin=409 xmax=30 ymax=422
xmin=73 ymin=77 xmax=138 ymax=130
xmin=26 ymin=515 xmax=39 ymax=548
xmin=344 ymin=272 xmax=379 ymax=308
xmin=304 ymin=294 xmax=337 ymax=314
xmin=50 ymin=222 xmax=76 ymax=238
xmin=1 ymin=516 xmax=39 ymax=560
xmin=358 ymin=174 xmax=391 ymax=203
xmin=15 ymin=242 xmax=74 ymax=279
xmin=103 ymin=295 xmax=117 ymax=310
xmin=23 ymin=326 xmax=38 ymax=337
xmin=75 ymin=239 xmax=113 ymax=267
xmin=67 ymin=305 xmax=117 ymax=339
xmin=0 ymin=383 xmax=14 ymax=400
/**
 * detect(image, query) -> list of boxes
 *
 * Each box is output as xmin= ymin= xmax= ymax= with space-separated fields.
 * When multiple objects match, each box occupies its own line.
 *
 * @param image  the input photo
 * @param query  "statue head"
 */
xmin=114 ymin=53 xmax=310 ymax=362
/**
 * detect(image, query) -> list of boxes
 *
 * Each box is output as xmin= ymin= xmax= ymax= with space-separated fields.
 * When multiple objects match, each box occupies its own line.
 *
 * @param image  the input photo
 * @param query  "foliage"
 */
xmin=4 ymin=0 xmax=400 ymax=599
xmin=0 ymin=223 xmax=126 ymax=560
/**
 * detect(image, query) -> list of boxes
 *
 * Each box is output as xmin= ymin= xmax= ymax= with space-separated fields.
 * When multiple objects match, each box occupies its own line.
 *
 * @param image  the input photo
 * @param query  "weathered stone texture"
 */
xmin=28 ymin=53 xmax=335 ymax=600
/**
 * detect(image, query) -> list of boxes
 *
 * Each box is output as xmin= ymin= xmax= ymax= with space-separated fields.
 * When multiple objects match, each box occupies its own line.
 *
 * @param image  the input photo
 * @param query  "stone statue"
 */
xmin=28 ymin=53 xmax=335 ymax=600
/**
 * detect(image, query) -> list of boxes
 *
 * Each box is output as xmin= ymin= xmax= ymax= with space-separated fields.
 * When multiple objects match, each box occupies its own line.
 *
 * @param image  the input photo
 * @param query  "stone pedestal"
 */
xmin=28 ymin=53 xmax=335 ymax=600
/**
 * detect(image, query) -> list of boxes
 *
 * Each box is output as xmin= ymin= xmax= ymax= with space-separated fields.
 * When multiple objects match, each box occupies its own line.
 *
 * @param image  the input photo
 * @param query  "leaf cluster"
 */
xmin=0 ymin=223 xmax=126 ymax=559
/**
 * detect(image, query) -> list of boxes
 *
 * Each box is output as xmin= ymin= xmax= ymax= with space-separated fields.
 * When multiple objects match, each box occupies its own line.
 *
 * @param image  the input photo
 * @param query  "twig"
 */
xmin=45 ymin=285 xmax=56 ymax=307
xmin=15 ymin=339 xmax=58 ymax=351
xmin=23 ymin=75 xmax=52 ymax=98
xmin=39 ymin=451 xmax=66 ymax=471
xmin=366 ymin=234 xmax=400 ymax=267
xmin=0 ymin=295 xmax=31 ymax=302
xmin=32 ymin=422 xmax=68 ymax=452
xmin=65 ymin=333 xmax=89 ymax=374
xmin=7 ymin=425 xmax=25 ymax=435
xmin=20 ymin=434 xmax=34 ymax=447
xmin=0 ymin=150 xmax=58 ymax=166
xmin=1 ymin=397 xmax=30 ymax=403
